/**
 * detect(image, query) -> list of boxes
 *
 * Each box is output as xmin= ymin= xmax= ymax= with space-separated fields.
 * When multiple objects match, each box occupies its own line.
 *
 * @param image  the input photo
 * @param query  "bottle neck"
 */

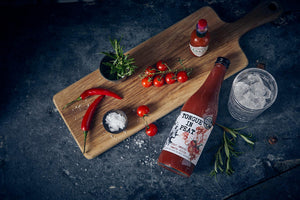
xmin=201 ymin=64 xmax=227 ymax=93
xmin=196 ymin=29 xmax=207 ymax=38
xmin=196 ymin=23 xmax=208 ymax=38
xmin=181 ymin=63 xmax=227 ymax=119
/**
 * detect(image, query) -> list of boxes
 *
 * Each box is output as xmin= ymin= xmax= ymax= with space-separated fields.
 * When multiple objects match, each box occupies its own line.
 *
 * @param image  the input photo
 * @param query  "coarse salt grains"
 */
xmin=105 ymin=112 xmax=126 ymax=132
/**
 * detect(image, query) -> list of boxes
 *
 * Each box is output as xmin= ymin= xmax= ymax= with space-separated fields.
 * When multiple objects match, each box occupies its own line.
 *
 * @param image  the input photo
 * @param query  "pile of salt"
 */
xmin=105 ymin=112 xmax=126 ymax=132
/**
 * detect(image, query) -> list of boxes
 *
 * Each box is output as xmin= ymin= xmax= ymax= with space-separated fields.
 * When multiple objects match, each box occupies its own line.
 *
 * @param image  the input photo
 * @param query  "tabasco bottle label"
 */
xmin=162 ymin=111 xmax=213 ymax=165
xmin=189 ymin=43 xmax=208 ymax=57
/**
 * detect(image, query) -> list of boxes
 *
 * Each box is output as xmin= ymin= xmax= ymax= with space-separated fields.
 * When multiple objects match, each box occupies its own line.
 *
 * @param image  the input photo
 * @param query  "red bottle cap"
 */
xmin=197 ymin=19 xmax=207 ymax=30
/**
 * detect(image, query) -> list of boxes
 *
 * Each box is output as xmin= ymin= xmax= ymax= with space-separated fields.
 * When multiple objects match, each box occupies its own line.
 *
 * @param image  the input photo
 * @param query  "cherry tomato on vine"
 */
xmin=142 ymin=77 xmax=153 ymax=88
xmin=177 ymin=71 xmax=189 ymax=83
xmin=145 ymin=66 xmax=156 ymax=77
xmin=165 ymin=72 xmax=176 ymax=84
xmin=145 ymin=123 xmax=158 ymax=136
xmin=137 ymin=105 xmax=150 ymax=117
xmin=153 ymin=75 xmax=165 ymax=87
xmin=156 ymin=60 xmax=169 ymax=71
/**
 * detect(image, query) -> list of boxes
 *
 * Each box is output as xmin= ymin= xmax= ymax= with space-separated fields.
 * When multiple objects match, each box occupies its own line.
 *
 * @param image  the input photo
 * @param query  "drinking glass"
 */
xmin=228 ymin=68 xmax=278 ymax=122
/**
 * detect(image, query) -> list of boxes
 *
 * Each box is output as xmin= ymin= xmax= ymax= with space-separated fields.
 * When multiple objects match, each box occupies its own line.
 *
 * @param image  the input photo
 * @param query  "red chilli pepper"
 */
xmin=81 ymin=95 xmax=104 ymax=153
xmin=63 ymin=88 xmax=122 ymax=109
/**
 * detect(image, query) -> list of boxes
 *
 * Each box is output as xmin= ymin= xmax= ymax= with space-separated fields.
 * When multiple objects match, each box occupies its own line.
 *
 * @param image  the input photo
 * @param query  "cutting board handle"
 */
xmin=233 ymin=0 xmax=283 ymax=37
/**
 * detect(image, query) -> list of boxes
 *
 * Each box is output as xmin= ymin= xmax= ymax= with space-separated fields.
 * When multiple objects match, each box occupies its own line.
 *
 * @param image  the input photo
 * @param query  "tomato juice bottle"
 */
xmin=157 ymin=57 xmax=230 ymax=177
xmin=189 ymin=19 xmax=210 ymax=57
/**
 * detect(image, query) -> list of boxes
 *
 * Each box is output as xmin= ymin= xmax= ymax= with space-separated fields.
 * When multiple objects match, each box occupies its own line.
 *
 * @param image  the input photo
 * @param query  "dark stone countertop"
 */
xmin=0 ymin=0 xmax=299 ymax=199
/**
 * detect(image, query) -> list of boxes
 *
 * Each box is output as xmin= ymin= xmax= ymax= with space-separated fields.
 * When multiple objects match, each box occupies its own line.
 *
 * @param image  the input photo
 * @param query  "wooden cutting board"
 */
xmin=53 ymin=0 xmax=282 ymax=159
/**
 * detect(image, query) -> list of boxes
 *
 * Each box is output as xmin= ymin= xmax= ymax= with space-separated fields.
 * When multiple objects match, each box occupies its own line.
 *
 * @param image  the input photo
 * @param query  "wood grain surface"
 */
xmin=53 ymin=1 xmax=282 ymax=159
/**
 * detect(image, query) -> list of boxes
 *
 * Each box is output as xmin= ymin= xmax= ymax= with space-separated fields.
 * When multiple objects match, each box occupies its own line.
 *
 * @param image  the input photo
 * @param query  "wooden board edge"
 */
xmin=53 ymin=93 xmax=86 ymax=156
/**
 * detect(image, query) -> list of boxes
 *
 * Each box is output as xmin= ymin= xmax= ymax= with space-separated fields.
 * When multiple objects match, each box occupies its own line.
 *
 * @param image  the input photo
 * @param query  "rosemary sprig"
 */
xmin=210 ymin=123 xmax=255 ymax=177
xmin=102 ymin=38 xmax=137 ymax=79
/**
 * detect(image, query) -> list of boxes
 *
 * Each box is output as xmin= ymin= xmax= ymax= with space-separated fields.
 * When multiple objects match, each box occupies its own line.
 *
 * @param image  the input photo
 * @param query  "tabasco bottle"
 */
xmin=189 ymin=19 xmax=210 ymax=57
xmin=157 ymin=57 xmax=230 ymax=177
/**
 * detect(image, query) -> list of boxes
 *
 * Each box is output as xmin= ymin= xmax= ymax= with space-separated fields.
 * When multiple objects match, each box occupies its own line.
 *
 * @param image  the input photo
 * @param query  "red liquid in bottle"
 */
xmin=157 ymin=57 xmax=230 ymax=177
xmin=189 ymin=19 xmax=210 ymax=57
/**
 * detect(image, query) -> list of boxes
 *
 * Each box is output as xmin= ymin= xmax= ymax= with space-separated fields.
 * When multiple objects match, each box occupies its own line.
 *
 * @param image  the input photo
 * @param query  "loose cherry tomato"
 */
xmin=142 ymin=77 xmax=153 ymax=88
xmin=153 ymin=75 xmax=165 ymax=87
xmin=145 ymin=123 xmax=158 ymax=136
xmin=137 ymin=105 xmax=150 ymax=117
xmin=177 ymin=71 xmax=188 ymax=83
xmin=145 ymin=66 xmax=156 ymax=77
xmin=165 ymin=72 xmax=176 ymax=84
xmin=156 ymin=60 xmax=169 ymax=71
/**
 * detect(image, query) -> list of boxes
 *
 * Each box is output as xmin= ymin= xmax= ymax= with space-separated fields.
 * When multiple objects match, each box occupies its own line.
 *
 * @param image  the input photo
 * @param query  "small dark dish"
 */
xmin=99 ymin=55 xmax=126 ymax=82
xmin=103 ymin=109 xmax=128 ymax=134
xmin=99 ymin=39 xmax=137 ymax=83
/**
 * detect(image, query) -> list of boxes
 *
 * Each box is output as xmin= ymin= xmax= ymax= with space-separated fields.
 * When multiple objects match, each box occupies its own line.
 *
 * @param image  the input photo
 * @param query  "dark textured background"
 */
xmin=0 ymin=0 xmax=299 ymax=199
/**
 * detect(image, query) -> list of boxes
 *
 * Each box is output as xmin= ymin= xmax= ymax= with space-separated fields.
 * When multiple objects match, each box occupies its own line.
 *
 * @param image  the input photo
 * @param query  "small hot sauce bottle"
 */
xmin=189 ymin=19 xmax=210 ymax=57
xmin=157 ymin=57 xmax=230 ymax=177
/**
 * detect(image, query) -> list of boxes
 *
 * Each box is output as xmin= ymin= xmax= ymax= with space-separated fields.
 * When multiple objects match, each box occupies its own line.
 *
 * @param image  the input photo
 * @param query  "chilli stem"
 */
xmin=142 ymin=116 xmax=149 ymax=129
xmin=62 ymin=97 xmax=82 ymax=110
xmin=83 ymin=131 xmax=88 ymax=153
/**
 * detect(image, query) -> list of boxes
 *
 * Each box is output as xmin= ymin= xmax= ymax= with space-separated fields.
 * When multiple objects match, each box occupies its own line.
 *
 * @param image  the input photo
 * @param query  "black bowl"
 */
xmin=99 ymin=55 xmax=126 ymax=83
xmin=103 ymin=109 xmax=128 ymax=134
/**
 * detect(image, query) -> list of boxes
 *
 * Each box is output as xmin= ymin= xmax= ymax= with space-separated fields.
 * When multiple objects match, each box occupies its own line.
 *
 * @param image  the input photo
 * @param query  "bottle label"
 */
xmin=189 ymin=43 xmax=208 ymax=57
xmin=162 ymin=111 xmax=213 ymax=165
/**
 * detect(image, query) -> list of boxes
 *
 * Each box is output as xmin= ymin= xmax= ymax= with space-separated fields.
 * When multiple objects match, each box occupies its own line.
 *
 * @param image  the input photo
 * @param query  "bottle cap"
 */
xmin=197 ymin=19 xmax=207 ymax=30
xmin=215 ymin=57 xmax=230 ymax=69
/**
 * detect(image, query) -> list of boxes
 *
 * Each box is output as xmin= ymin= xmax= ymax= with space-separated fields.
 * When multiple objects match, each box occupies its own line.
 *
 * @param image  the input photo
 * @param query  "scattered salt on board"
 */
xmin=105 ymin=112 xmax=126 ymax=132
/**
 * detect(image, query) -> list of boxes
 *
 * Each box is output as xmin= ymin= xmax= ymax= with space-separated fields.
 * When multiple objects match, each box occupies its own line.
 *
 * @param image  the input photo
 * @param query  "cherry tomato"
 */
xmin=145 ymin=123 xmax=158 ymax=136
xmin=145 ymin=66 xmax=156 ymax=77
xmin=177 ymin=71 xmax=188 ymax=83
xmin=153 ymin=75 xmax=165 ymax=87
xmin=165 ymin=72 xmax=176 ymax=84
xmin=142 ymin=77 xmax=153 ymax=88
xmin=156 ymin=60 xmax=169 ymax=71
xmin=137 ymin=105 xmax=150 ymax=117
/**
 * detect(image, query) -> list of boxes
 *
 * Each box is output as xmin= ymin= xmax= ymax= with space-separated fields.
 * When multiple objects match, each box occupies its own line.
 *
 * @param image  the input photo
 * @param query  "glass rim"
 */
xmin=231 ymin=68 xmax=278 ymax=112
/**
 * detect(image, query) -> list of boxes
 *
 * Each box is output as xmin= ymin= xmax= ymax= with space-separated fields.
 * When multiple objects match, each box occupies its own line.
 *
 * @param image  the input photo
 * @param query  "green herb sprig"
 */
xmin=102 ymin=38 xmax=137 ymax=79
xmin=210 ymin=123 xmax=255 ymax=177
